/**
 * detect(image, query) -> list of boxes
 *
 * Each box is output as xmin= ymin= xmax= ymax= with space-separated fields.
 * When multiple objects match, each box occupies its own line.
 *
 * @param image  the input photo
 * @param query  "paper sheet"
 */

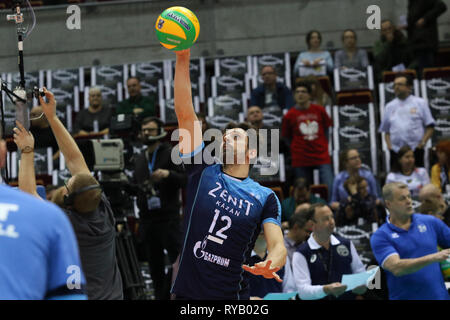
xmin=263 ymin=292 xmax=298 ymax=300
xmin=341 ymin=267 xmax=379 ymax=292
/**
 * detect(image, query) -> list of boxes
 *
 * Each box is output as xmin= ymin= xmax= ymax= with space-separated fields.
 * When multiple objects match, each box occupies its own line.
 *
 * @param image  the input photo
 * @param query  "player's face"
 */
xmin=312 ymin=206 xmax=335 ymax=236
xmin=222 ymin=128 xmax=248 ymax=165
xmin=388 ymin=187 xmax=414 ymax=216
xmin=127 ymin=79 xmax=141 ymax=97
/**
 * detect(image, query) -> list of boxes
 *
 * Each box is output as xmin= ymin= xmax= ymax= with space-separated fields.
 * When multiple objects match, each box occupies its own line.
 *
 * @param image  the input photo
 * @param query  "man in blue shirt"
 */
xmin=170 ymin=49 xmax=287 ymax=300
xmin=370 ymin=182 xmax=450 ymax=300
xmin=0 ymin=128 xmax=86 ymax=300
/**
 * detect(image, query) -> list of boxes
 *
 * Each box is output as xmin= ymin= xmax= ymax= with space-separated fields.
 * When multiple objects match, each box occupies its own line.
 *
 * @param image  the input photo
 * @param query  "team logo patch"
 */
xmin=336 ymin=245 xmax=349 ymax=257
xmin=418 ymin=224 xmax=427 ymax=233
xmin=310 ymin=254 xmax=317 ymax=263
xmin=391 ymin=233 xmax=399 ymax=239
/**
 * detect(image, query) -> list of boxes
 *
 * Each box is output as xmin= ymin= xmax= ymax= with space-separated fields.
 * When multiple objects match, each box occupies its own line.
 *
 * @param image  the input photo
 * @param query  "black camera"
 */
xmin=32 ymin=86 xmax=45 ymax=99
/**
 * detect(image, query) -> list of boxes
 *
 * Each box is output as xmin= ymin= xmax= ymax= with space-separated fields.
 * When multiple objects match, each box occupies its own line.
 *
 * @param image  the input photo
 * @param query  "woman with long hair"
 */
xmin=385 ymin=145 xmax=430 ymax=198
xmin=431 ymin=139 xmax=450 ymax=193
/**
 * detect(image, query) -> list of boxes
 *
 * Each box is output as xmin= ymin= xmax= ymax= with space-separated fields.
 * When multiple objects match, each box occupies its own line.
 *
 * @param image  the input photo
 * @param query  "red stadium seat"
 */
xmin=382 ymin=69 xmax=417 ymax=83
xmin=336 ymin=90 xmax=373 ymax=106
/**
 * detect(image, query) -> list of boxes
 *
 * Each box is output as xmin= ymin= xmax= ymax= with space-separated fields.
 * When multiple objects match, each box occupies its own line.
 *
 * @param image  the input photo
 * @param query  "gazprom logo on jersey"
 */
xmin=193 ymin=236 xmax=230 ymax=268
xmin=170 ymin=123 xmax=280 ymax=176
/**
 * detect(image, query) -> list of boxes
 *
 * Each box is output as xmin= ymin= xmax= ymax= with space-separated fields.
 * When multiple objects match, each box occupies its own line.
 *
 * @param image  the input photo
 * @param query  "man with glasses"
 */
xmin=131 ymin=117 xmax=187 ymax=300
xmin=282 ymin=81 xmax=334 ymax=200
xmin=379 ymin=73 xmax=435 ymax=167
xmin=250 ymin=65 xmax=295 ymax=110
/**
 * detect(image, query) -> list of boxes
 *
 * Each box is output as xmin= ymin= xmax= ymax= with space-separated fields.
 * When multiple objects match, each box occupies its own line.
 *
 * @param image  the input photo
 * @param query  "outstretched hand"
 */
xmin=38 ymin=87 xmax=57 ymax=120
xmin=242 ymin=260 xmax=282 ymax=283
xmin=13 ymin=120 xmax=34 ymax=153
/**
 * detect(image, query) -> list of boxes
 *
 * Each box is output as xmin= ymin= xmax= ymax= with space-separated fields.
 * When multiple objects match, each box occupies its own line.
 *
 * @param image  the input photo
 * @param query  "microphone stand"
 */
xmin=1 ymin=1 xmax=29 ymax=184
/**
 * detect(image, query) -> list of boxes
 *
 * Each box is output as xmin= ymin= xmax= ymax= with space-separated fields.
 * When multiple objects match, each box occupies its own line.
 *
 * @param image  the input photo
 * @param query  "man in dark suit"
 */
xmin=132 ymin=117 xmax=187 ymax=300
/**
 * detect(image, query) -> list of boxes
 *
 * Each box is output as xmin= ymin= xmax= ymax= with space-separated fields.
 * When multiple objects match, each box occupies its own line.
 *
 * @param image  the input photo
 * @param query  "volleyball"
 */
xmin=155 ymin=7 xmax=200 ymax=51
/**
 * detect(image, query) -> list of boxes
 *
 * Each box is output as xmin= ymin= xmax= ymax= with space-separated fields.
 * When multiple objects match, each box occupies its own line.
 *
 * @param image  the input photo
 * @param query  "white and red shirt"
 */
xmin=282 ymin=104 xmax=332 ymax=167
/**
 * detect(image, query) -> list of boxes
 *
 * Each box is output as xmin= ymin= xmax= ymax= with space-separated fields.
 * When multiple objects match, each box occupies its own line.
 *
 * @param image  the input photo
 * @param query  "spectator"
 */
xmin=418 ymin=184 xmax=450 ymax=226
xmin=281 ymin=81 xmax=334 ymax=200
xmin=31 ymin=88 xmax=123 ymax=300
xmin=407 ymin=0 xmax=447 ymax=74
xmin=132 ymin=117 xmax=187 ymax=300
xmin=246 ymin=105 xmax=266 ymax=130
xmin=431 ymin=139 xmax=450 ymax=193
xmin=373 ymin=20 xmax=416 ymax=81
xmin=336 ymin=175 xmax=378 ymax=226
xmin=379 ymin=73 xmax=435 ymax=168
xmin=116 ymin=77 xmax=157 ymax=120
xmin=0 ymin=122 xmax=87 ymax=300
xmin=331 ymin=148 xmax=381 ymax=211
xmin=247 ymin=231 xmax=284 ymax=299
xmin=249 ymin=65 xmax=295 ymax=110
xmin=73 ymin=87 xmax=112 ymax=136
xmin=293 ymin=30 xmax=334 ymax=77
xmin=301 ymin=76 xmax=332 ymax=107
xmin=292 ymin=203 xmax=367 ymax=300
xmin=386 ymin=145 xmax=430 ymax=199
xmin=282 ymin=209 xmax=313 ymax=294
xmin=281 ymin=177 xmax=326 ymax=224
xmin=370 ymin=182 xmax=450 ymax=300
xmin=334 ymin=29 xmax=369 ymax=70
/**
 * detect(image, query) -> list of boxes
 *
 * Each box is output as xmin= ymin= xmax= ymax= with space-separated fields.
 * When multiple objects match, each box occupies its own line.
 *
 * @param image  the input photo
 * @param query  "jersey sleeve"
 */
xmin=180 ymin=141 xmax=208 ymax=175
xmin=370 ymin=230 xmax=399 ymax=269
xmin=261 ymin=192 xmax=282 ymax=227
xmin=431 ymin=216 xmax=450 ymax=249
xmin=45 ymin=205 xmax=87 ymax=300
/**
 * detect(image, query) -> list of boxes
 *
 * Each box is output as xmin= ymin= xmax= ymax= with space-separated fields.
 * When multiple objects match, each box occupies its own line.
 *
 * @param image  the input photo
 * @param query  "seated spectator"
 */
xmin=293 ymin=30 xmax=333 ymax=77
xmin=248 ymin=231 xmax=284 ymax=300
xmin=281 ymin=177 xmax=326 ymax=223
xmin=250 ymin=65 xmax=295 ymax=110
xmin=73 ymin=87 xmax=112 ymax=136
xmin=385 ymin=145 xmax=430 ymax=199
xmin=282 ymin=209 xmax=313 ymax=294
xmin=292 ymin=203 xmax=367 ymax=300
xmin=373 ymin=20 xmax=416 ymax=81
xmin=418 ymin=184 xmax=450 ymax=226
xmin=334 ymin=29 xmax=369 ymax=70
xmin=336 ymin=175 xmax=378 ymax=226
xmin=431 ymin=139 xmax=450 ymax=193
xmin=281 ymin=82 xmax=334 ymax=198
xmin=301 ymin=76 xmax=332 ymax=107
xmin=330 ymin=148 xmax=381 ymax=210
xmin=246 ymin=105 xmax=267 ymax=130
xmin=116 ymin=77 xmax=156 ymax=120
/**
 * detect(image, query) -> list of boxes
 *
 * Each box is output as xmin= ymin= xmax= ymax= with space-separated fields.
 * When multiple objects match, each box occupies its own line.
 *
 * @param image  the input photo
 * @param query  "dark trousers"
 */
xmin=390 ymin=147 xmax=425 ymax=170
xmin=415 ymin=50 xmax=435 ymax=77
xmin=141 ymin=217 xmax=181 ymax=300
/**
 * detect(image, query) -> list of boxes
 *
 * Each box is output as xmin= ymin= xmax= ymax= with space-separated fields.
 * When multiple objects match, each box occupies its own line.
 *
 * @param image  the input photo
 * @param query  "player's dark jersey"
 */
xmin=171 ymin=145 xmax=281 ymax=300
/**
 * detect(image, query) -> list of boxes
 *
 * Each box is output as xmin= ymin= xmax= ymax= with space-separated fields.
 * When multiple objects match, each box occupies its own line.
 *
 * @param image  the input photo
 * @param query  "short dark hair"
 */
xmin=141 ymin=116 xmax=164 ymax=130
xmin=127 ymin=76 xmax=141 ymax=83
xmin=294 ymin=81 xmax=312 ymax=94
xmin=288 ymin=210 xmax=310 ymax=229
xmin=394 ymin=145 xmax=414 ymax=173
xmin=293 ymin=177 xmax=310 ymax=190
xmin=342 ymin=29 xmax=357 ymax=41
xmin=306 ymin=30 xmax=322 ymax=49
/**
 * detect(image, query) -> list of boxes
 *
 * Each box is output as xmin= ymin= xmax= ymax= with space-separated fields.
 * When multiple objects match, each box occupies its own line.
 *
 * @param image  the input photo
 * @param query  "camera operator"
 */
xmin=16 ymin=88 xmax=123 ymax=300
xmin=131 ymin=117 xmax=187 ymax=300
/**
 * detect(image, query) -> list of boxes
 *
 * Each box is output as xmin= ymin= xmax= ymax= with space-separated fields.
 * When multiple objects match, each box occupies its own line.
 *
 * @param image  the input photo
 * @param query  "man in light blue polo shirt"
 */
xmin=370 ymin=182 xmax=450 ymax=300
xmin=379 ymin=74 xmax=435 ymax=167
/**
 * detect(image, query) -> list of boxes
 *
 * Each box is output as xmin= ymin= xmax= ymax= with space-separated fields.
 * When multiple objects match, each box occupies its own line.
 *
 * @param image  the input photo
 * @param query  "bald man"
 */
xmin=419 ymin=184 xmax=449 ymax=226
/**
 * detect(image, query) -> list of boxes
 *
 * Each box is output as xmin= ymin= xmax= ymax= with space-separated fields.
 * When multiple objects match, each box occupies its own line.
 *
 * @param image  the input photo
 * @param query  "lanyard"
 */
xmin=317 ymin=247 xmax=333 ymax=283
xmin=147 ymin=145 xmax=160 ymax=174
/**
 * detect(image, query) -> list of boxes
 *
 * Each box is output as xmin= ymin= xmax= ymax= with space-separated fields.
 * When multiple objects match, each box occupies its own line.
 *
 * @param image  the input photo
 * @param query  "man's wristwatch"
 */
xmin=21 ymin=146 xmax=34 ymax=153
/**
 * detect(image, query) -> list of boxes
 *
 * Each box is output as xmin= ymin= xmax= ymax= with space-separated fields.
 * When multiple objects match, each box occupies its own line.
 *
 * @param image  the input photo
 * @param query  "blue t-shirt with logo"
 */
xmin=0 ymin=185 xmax=86 ymax=300
xmin=370 ymin=213 xmax=450 ymax=300
xmin=171 ymin=146 xmax=282 ymax=300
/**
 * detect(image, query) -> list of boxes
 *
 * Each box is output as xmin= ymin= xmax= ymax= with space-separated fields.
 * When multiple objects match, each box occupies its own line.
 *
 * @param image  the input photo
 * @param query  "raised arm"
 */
xmin=39 ymin=88 xmax=90 ymax=176
xmin=13 ymin=120 xmax=40 ymax=199
xmin=174 ymin=49 xmax=203 ymax=155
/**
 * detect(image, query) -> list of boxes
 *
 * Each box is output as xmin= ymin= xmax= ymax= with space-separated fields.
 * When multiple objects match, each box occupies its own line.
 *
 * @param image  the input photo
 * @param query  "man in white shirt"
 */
xmin=379 ymin=74 xmax=435 ymax=167
xmin=292 ymin=203 xmax=367 ymax=300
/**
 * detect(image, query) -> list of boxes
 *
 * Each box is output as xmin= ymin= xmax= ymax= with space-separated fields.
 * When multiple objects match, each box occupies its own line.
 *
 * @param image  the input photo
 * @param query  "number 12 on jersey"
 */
xmin=207 ymin=209 xmax=232 ymax=245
